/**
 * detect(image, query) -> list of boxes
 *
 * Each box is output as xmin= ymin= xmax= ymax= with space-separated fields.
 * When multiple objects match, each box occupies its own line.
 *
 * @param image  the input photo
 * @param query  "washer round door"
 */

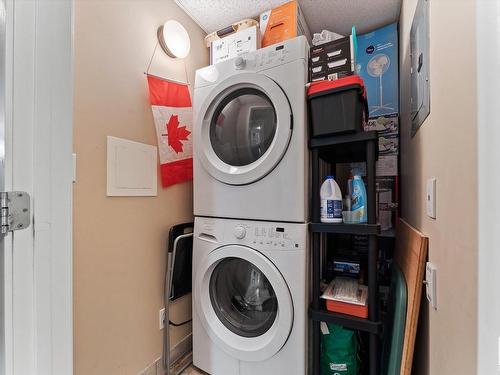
xmin=195 ymin=245 xmax=293 ymax=362
xmin=196 ymin=73 xmax=292 ymax=185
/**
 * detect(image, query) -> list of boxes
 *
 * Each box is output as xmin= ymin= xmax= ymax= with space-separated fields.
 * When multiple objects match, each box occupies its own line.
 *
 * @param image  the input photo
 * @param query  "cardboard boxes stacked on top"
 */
xmin=259 ymin=0 xmax=311 ymax=48
xmin=210 ymin=24 xmax=262 ymax=65
xmin=207 ymin=0 xmax=311 ymax=65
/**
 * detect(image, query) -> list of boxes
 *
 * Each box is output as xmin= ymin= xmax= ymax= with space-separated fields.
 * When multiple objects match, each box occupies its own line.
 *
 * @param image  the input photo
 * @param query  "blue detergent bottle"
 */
xmin=351 ymin=173 xmax=367 ymax=223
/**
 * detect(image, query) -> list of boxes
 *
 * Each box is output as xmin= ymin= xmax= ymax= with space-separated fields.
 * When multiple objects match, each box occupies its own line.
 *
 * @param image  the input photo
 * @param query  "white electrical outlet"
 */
xmin=426 ymin=178 xmax=436 ymax=219
xmin=425 ymin=262 xmax=437 ymax=309
xmin=159 ymin=308 xmax=166 ymax=330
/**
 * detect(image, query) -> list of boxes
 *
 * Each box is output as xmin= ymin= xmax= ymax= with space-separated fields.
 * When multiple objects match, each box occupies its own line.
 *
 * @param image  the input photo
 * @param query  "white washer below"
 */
xmin=192 ymin=217 xmax=308 ymax=375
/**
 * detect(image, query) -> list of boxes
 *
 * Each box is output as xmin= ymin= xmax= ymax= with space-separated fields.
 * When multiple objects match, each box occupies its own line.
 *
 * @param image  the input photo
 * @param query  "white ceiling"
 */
xmin=174 ymin=0 xmax=401 ymax=36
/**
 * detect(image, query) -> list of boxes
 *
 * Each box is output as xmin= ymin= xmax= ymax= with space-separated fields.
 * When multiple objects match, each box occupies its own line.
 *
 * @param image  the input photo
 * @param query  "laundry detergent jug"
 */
xmin=351 ymin=175 xmax=367 ymax=223
xmin=320 ymin=176 xmax=343 ymax=223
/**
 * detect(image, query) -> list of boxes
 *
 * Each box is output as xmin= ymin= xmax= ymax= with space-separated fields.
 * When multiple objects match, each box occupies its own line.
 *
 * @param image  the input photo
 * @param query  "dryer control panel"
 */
xmin=195 ymin=36 xmax=309 ymax=88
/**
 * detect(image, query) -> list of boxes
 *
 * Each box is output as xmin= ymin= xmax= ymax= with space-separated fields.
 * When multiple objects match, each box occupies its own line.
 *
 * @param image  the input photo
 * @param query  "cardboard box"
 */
xmin=210 ymin=25 xmax=261 ymax=65
xmin=376 ymin=155 xmax=398 ymax=176
xmin=364 ymin=114 xmax=399 ymax=135
xmin=378 ymin=134 xmax=398 ymax=156
xmin=350 ymin=154 xmax=398 ymax=178
xmin=309 ymin=36 xmax=355 ymax=82
xmin=376 ymin=176 xmax=399 ymax=231
xmin=365 ymin=114 xmax=399 ymax=156
xmin=357 ymin=23 xmax=399 ymax=117
xmin=309 ymin=62 xmax=354 ymax=82
xmin=260 ymin=0 xmax=311 ymax=48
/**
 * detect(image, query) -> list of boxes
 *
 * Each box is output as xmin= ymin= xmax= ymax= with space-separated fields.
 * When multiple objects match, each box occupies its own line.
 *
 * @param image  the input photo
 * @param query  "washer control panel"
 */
xmin=228 ymin=220 xmax=306 ymax=251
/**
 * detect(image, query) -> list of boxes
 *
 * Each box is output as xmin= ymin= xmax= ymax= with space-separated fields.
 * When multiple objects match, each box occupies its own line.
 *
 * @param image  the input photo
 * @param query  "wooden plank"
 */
xmin=394 ymin=219 xmax=429 ymax=375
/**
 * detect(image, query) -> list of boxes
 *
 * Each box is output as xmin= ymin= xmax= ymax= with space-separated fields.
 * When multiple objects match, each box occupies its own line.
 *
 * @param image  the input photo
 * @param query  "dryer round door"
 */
xmin=195 ymin=245 xmax=293 ymax=362
xmin=196 ymin=73 xmax=292 ymax=185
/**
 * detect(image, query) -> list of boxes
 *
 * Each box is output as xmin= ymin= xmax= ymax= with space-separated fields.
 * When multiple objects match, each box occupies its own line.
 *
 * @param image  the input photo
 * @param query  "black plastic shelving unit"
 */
xmin=309 ymin=130 xmax=381 ymax=375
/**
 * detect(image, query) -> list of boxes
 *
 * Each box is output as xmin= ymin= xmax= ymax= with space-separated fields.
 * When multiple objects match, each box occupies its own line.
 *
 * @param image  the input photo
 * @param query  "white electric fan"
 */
xmin=367 ymin=53 xmax=395 ymax=114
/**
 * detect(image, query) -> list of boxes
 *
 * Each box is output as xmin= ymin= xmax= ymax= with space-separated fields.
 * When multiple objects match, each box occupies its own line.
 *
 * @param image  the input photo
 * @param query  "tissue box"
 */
xmin=357 ymin=23 xmax=399 ymax=116
xmin=260 ymin=0 xmax=311 ymax=47
xmin=210 ymin=26 xmax=261 ymax=65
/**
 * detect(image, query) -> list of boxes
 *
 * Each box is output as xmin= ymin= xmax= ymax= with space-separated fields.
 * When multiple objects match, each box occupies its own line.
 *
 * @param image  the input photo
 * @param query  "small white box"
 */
xmin=210 ymin=25 xmax=261 ymax=65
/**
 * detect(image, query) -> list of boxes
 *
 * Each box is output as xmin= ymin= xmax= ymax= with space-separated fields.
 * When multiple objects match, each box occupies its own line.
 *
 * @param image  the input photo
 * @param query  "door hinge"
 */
xmin=0 ymin=191 xmax=30 ymax=236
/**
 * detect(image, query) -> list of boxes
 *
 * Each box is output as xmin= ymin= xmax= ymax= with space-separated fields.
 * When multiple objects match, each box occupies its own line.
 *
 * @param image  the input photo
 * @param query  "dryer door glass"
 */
xmin=210 ymin=88 xmax=277 ymax=167
xmin=209 ymin=257 xmax=278 ymax=338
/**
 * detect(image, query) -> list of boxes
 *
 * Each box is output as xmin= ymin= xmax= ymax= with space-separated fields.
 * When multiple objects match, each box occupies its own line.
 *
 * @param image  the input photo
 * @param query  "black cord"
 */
xmin=168 ymin=318 xmax=192 ymax=327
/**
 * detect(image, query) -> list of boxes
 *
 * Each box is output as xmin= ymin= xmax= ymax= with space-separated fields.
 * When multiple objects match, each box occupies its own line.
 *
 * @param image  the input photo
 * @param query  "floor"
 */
xmin=180 ymin=365 xmax=206 ymax=374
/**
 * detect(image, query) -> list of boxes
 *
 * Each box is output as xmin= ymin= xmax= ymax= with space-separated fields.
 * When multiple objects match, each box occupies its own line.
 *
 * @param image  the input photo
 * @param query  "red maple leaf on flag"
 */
xmin=164 ymin=114 xmax=191 ymax=153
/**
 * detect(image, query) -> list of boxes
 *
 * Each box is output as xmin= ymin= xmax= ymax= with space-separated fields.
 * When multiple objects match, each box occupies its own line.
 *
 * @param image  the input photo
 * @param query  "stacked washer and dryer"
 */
xmin=192 ymin=36 xmax=310 ymax=375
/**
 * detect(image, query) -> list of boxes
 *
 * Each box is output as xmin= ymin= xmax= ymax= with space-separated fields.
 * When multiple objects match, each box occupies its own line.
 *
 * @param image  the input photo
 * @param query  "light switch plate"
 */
xmin=426 ymin=178 xmax=436 ymax=218
xmin=425 ymin=262 xmax=437 ymax=309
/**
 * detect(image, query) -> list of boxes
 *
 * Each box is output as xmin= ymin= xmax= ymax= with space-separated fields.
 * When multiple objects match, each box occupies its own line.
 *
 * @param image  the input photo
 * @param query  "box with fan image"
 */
xmin=356 ymin=23 xmax=399 ymax=117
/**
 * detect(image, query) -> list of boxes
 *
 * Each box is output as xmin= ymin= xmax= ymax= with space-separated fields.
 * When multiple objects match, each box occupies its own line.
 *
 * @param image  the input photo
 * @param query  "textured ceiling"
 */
xmin=174 ymin=0 xmax=401 ymax=36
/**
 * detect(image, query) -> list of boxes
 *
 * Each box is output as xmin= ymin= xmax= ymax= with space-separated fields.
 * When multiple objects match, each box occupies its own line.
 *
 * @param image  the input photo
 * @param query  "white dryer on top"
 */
xmin=193 ymin=36 xmax=309 ymax=223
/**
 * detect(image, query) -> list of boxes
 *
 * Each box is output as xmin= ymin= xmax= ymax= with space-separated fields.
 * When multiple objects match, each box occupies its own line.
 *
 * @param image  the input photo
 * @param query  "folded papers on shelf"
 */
xmin=321 ymin=278 xmax=368 ymax=306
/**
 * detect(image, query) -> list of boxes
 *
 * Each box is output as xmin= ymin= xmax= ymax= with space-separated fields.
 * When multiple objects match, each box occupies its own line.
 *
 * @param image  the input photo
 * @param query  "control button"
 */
xmin=233 ymin=225 xmax=246 ymax=239
xmin=234 ymin=57 xmax=246 ymax=70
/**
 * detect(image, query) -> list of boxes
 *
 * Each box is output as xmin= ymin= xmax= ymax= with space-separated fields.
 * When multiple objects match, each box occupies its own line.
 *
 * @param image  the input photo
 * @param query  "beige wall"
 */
xmin=73 ymin=1 xmax=208 ymax=374
xmin=399 ymin=0 xmax=477 ymax=374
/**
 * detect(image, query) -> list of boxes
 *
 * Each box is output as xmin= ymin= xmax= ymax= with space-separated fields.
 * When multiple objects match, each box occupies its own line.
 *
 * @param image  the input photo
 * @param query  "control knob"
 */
xmin=234 ymin=225 xmax=246 ymax=239
xmin=234 ymin=57 xmax=246 ymax=70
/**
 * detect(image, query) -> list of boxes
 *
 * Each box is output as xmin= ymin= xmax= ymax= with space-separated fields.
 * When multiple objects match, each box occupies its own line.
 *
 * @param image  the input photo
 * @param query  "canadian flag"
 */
xmin=147 ymin=75 xmax=193 ymax=187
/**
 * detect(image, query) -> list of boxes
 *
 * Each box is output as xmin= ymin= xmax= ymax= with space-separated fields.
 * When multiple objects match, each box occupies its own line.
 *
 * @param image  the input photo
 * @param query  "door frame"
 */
xmin=477 ymin=1 xmax=500 ymax=373
xmin=1 ymin=0 xmax=73 ymax=374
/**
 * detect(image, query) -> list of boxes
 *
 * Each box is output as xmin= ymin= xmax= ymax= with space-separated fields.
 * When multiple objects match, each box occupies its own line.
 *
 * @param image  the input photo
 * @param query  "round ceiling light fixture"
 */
xmin=157 ymin=20 xmax=191 ymax=59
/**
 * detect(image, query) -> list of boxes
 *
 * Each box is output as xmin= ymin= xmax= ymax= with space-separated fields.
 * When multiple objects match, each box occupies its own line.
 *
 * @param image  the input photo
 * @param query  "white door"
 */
xmin=195 ymin=73 xmax=292 ymax=185
xmin=0 ymin=0 xmax=73 ymax=374
xmin=194 ymin=245 xmax=293 ymax=362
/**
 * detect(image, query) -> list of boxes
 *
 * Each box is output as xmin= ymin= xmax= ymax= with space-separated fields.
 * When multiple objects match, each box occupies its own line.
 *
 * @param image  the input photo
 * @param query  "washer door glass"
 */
xmin=210 ymin=88 xmax=277 ymax=167
xmin=209 ymin=257 xmax=278 ymax=338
